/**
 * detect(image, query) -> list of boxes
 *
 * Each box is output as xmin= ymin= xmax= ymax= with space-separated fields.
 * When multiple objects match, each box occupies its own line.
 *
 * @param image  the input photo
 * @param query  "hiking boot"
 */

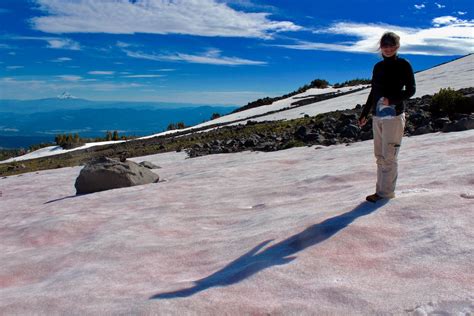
xmin=366 ymin=193 xmax=384 ymax=203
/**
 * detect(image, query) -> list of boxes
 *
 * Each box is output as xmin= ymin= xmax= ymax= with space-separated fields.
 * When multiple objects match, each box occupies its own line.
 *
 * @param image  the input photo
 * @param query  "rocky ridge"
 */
xmin=186 ymin=87 xmax=474 ymax=158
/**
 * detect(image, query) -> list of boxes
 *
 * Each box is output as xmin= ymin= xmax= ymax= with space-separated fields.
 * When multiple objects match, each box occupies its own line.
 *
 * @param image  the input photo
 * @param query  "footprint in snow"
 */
xmin=401 ymin=188 xmax=430 ymax=194
xmin=460 ymin=193 xmax=474 ymax=199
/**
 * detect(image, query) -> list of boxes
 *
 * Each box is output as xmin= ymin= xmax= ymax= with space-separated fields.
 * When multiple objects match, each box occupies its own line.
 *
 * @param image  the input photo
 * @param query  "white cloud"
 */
xmin=432 ymin=15 xmax=462 ymax=26
xmin=57 ymin=75 xmax=82 ymax=81
xmin=88 ymin=71 xmax=115 ymax=75
xmin=122 ymin=74 xmax=165 ymax=78
xmin=47 ymin=38 xmax=81 ymax=50
xmin=277 ymin=19 xmax=474 ymax=56
xmin=90 ymin=82 xmax=144 ymax=92
xmin=6 ymin=66 xmax=24 ymax=70
xmin=435 ymin=2 xmax=445 ymax=9
xmin=8 ymin=52 xmax=16 ymax=56
xmin=10 ymin=36 xmax=81 ymax=50
xmin=31 ymin=0 xmax=301 ymax=39
xmin=125 ymin=49 xmax=266 ymax=66
xmin=116 ymin=41 xmax=133 ymax=48
xmin=51 ymin=57 xmax=72 ymax=62
xmin=414 ymin=4 xmax=425 ymax=10
xmin=458 ymin=11 xmax=467 ymax=15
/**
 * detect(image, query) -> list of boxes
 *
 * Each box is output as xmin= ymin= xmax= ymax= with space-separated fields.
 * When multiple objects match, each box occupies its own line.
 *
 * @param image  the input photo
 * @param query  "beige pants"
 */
xmin=372 ymin=114 xmax=405 ymax=198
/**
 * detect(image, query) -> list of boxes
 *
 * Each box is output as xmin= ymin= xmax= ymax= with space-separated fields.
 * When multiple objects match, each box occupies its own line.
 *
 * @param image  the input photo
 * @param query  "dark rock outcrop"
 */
xmin=75 ymin=157 xmax=159 ymax=194
xmin=185 ymin=87 xmax=474 ymax=158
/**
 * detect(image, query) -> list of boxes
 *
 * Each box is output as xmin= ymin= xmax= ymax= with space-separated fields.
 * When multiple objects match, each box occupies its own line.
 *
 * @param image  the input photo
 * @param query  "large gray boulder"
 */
xmin=75 ymin=157 xmax=159 ymax=194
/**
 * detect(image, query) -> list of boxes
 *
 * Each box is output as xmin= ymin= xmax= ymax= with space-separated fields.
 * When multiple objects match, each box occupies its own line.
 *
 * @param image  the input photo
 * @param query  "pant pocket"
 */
xmin=388 ymin=143 xmax=401 ymax=160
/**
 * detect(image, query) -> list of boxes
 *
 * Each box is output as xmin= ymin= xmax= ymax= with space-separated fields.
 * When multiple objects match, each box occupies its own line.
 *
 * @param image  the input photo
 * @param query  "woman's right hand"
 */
xmin=358 ymin=117 xmax=367 ymax=127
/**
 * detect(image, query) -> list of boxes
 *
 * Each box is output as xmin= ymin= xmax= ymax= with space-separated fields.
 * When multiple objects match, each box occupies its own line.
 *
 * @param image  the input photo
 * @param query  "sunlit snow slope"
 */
xmin=0 ymin=130 xmax=473 ymax=314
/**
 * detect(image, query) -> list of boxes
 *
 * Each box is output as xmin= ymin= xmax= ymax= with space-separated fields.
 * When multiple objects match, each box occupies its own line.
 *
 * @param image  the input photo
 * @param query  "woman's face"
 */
xmin=381 ymin=44 xmax=399 ymax=57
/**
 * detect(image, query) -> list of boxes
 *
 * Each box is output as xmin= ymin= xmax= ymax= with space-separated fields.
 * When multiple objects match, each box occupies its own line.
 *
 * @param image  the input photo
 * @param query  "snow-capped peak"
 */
xmin=57 ymin=92 xmax=76 ymax=100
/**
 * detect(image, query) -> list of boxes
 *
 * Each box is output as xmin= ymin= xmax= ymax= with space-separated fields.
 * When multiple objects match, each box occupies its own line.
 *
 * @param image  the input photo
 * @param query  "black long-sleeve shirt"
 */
xmin=360 ymin=55 xmax=416 ymax=119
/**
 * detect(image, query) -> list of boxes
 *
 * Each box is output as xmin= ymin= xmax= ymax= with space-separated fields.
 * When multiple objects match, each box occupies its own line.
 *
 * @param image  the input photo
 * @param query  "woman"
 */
xmin=359 ymin=32 xmax=416 ymax=203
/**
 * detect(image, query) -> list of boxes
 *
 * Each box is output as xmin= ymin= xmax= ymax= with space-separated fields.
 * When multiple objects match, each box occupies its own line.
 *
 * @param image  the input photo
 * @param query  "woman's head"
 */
xmin=379 ymin=32 xmax=400 ymax=57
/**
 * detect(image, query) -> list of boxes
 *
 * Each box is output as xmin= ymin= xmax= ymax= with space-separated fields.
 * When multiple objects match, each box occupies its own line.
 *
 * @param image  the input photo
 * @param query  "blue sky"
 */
xmin=0 ymin=0 xmax=473 ymax=106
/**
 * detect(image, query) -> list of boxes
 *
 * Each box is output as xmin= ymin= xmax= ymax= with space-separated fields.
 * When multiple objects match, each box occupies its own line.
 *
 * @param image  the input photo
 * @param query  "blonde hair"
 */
xmin=379 ymin=32 xmax=400 ymax=48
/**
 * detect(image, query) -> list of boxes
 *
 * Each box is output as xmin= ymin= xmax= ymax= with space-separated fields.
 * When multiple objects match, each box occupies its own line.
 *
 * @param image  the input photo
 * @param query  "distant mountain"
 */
xmin=0 ymin=98 xmax=236 ymax=114
xmin=0 ymin=99 xmax=237 ymax=148
xmin=57 ymin=92 xmax=77 ymax=100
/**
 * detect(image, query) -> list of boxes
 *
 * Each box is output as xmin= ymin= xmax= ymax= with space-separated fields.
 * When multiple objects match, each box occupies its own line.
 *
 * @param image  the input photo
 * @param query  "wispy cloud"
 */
xmin=57 ymin=75 xmax=82 ymax=81
xmin=125 ymin=49 xmax=267 ymax=66
xmin=151 ymin=69 xmax=176 ymax=72
xmin=47 ymin=38 xmax=81 ymax=50
xmin=0 ymin=43 xmax=15 ymax=49
xmin=9 ymin=36 xmax=81 ymax=50
xmin=276 ymin=17 xmax=474 ymax=56
xmin=435 ymin=2 xmax=446 ymax=9
xmin=6 ymin=66 xmax=24 ymax=70
xmin=122 ymin=74 xmax=165 ymax=78
xmin=31 ymin=0 xmax=301 ymax=39
xmin=116 ymin=41 xmax=134 ymax=48
xmin=0 ymin=76 xmax=146 ymax=99
xmin=88 ymin=71 xmax=115 ymax=75
xmin=51 ymin=57 xmax=72 ymax=62
xmin=414 ymin=4 xmax=426 ymax=10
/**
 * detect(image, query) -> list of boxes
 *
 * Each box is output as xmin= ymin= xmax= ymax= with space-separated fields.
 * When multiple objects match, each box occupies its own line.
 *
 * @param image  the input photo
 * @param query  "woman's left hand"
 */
xmin=382 ymin=97 xmax=390 ymax=105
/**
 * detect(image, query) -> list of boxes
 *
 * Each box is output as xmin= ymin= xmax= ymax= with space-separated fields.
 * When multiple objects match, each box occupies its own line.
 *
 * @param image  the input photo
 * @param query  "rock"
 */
xmin=408 ymin=112 xmax=430 ymax=127
xmin=295 ymin=126 xmax=309 ymax=140
xmin=360 ymin=131 xmax=373 ymax=141
xmin=139 ymin=161 xmax=161 ymax=169
xmin=339 ymin=113 xmax=358 ymax=125
xmin=340 ymin=124 xmax=360 ymax=138
xmin=433 ymin=117 xmax=450 ymax=129
xmin=303 ymin=133 xmax=319 ymax=142
xmin=75 ymin=157 xmax=159 ymax=195
xmin=255 ymin=142 xmax=276 ymax=151
xmin=323 ymin=138 xmax=337 ymax=146
xmin=413 ymin=307 xmax=428 ymax=316
xmin=442 ymin=117 xmax=474 ymax=132
xmin=414 ymin=125 xmax=433 ymax=135
xmin=225 ymin=139 xmax=236 ymax=146
xmin=7 ymin=163 xmax=26 ymax=171
xmin=244 ymin=137 xmax=258 ymax=148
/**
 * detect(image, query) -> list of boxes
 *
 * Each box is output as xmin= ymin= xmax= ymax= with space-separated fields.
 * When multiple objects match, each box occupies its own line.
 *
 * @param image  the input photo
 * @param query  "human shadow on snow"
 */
xmin=150 ymin=200 xmax=388 ymax=299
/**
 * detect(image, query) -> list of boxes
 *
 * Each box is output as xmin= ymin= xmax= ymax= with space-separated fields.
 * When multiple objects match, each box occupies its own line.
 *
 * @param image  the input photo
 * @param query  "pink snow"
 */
xmin=1 ymin=130 xmax=473 ymax=314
